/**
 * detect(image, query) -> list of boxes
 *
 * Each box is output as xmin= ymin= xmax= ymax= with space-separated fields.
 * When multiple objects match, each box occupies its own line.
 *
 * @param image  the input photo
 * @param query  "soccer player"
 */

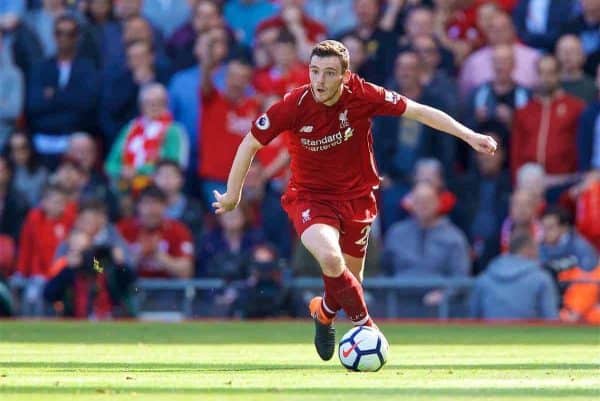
xmin=212 ymin=40 xmax=497 ymax=361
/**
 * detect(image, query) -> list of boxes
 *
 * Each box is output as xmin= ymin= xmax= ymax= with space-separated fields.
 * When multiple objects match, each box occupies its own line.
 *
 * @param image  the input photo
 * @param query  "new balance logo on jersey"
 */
xmin=339 ymin=109 xmax=349 ymax=129
xmin=301 ymin=209 xmax=311 ymax=223
xmin=300 ymin=125 xmax=314 ymax=133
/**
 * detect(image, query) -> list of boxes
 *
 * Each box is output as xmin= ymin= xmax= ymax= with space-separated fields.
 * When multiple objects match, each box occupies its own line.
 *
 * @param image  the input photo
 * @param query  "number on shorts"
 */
xmin=354 ymin=225 xmax=371 ymax=252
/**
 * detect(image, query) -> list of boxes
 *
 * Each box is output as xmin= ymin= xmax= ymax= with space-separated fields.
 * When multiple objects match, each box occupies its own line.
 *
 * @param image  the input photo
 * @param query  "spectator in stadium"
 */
xmin=197 ymin=202 xmax=265 ymax=280
xmin=452 ymin=129 xmax=511 ymax=273
xmin=152 ymin=159 xmax=204 ymax=249
xmin=253 ymin=25 xmax=280 ymax=69
xmin=142 ymin=0 xmax=192 ymax=39
xmin=117 ymin=186 xmax=194 ymax=278
xmin=374 ymin=52 xmax=457 ymax=230
xmin=100 ymin=39 xmax=171 ymax=144
xmin=411 ymin=34 xmax=457 ymax=108
xmin=104 ymin=14 xmax=167 ymax=76
xmin=15 ymin=183 xmax=76 ymax=315
xmin=557 ymin=263 xmax=600 ymax=324
xmin=500 ymin=188 xmax=542 ymax=253
xmin=339 ymin=33 xmax=376 ymax=81
xmin=253 ymin=29 xmax=308 ymax=97
xmin=123 ymin=15 xmax=168 ymax=66
xmin=81 ymin=0 xmax=121 ymax=69
xmin=470 ymin=231 xmax=558 ymax=320
xmin=0 ymin=0 xmax=25 ymax=30
xmin=565 ymin=172 xmax=600 ymax=251
xmin=304 ymin=0 xmax=357 ymax=38
xmin=66 ymin=132 xmax=119 ymax=220
xmin=383 ymin=181 xmax=470 ymax=311
xmin=337 ymin=0 xmax=396 ymax=85
xmin=234 ymin=244 xmax=295 ymax=318
xmin=555 ymin=34 xmax=597 ymax=103
xmin=0 ymin=32 xmax=24 ymax=150
xmin=105 ymin=83 xmax=189 ymax=192
xmin=467 ymin=44 xmax=531 ymax=131
xmin=256 ymin=0 xmax=326 ymax=62
xmin=513 ymin=0 xmax=574 ymax=52
xmin=168 ymin=28 xmax=230 ymax=188
xmin=45 ymin=199 xmax=135 ymax=318
xmin=515 ymin=162 xmax=546 ymax=206
xmin=0 ymin=155 xmax=28 ymax=241
xmin=3 ymin=131 xmax=48 ymax=206
xmin=167 ymin=0 xmax=228 ymax=72
xmin=51 ymin=157 xmax=87 ymax=205
xmin=0 ymin=0 xmax=42 ymax=76
xmin=397 ymin=6 xmax=455 ymax=76
xmin=66 ymin=132 xmax=100 ymax=176
xmin=431 ymin=0 xmax=486 ymax=64
xmin=400 ymin=158 xmax=458 ymax=224
xmin=578 ymin=64 xmax=600 ymax=172
xmin=511 ymin=55 xmax=585 ymax=198
xmin=24 ymin=0 xmax=69 ymax=58
xmin=198 ymin=50 xmax=258 ymax=206
xmin=224 ymin=0 xmax=278 ymax=47
xmin=539 ymin=207 xmax=598 ymax=273
xmin=114 ymin=0 xmax=142 ymax=20
xmin=459 ymin=11 xmax=540 ymax=98
xmin=25 ymin=14 xmax=100 ymax=167
xmin=562 ymin=0 xmax=600 ymax=76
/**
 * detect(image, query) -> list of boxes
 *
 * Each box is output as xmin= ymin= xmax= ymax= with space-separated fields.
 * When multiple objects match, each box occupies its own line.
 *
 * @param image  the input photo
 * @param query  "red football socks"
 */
xmin=322 ymin=270 xmax=372 ymax=326
xmin=321 ymin=291 xmax=340 ymax=319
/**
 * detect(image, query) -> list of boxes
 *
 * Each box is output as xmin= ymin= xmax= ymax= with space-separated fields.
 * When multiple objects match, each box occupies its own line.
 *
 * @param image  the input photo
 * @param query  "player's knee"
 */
xmin=318 ymin=251 xmax=344 ymax=276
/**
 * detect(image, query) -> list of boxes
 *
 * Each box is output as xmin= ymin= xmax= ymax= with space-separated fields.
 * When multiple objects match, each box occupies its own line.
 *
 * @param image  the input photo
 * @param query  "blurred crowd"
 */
xmin=0 ymin=0 xmax=598 ymax=322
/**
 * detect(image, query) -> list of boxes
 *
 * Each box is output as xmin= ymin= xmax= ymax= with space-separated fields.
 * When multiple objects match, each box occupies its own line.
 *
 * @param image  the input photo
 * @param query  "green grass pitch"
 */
xmin=0 ymin=321 xmax=598 ymax=401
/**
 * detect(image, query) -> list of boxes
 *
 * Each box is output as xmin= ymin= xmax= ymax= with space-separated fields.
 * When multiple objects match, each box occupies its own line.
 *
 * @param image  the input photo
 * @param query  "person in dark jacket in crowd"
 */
xmin=25 ymin=14 xmax=100 ymax=167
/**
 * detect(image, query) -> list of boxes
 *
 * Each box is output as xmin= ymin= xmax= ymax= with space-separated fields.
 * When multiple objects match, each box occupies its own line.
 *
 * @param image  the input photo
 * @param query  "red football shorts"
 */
xmin=281 ymin=192 xmax=377 ymax=258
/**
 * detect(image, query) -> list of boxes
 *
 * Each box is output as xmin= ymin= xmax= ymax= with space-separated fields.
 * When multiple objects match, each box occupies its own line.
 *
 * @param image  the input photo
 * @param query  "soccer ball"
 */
xmin=338 ymin=326 xmax=389 ymax=372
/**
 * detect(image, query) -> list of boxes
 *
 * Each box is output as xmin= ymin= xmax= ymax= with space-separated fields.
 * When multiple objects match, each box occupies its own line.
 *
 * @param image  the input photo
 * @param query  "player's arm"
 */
xmin=212 ymin=132 xmax=264 ymax=214
xmin=402 ymin=98 xmax=497 ymax=155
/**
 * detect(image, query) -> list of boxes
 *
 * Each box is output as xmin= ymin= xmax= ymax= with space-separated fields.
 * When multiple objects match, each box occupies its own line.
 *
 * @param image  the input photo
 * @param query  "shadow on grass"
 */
xmin=1 ymin=322 xmax=598 ymax=345
xmin=0 ymin=386 xmax=598 ymax=398
xmin=1 ymin=362 xmax=598 ymax=372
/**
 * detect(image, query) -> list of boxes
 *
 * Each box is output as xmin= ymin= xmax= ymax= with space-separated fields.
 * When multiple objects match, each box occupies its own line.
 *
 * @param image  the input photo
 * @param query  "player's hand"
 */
xmin=467 ymin=132 xmax=497 ymax=155
xmin=212 ymin=190 xmax=239 ymax=214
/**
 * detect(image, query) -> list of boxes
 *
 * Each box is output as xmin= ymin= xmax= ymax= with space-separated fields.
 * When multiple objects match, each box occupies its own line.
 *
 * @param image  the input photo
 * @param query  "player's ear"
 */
xmin=342 ymin=69 xmax=351 ymax=84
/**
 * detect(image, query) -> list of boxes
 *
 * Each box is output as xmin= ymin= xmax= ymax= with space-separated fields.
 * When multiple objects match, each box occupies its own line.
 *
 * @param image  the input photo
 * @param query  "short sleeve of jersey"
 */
xmin=351 ymin=74 xmax=408 ymax=117
xmin=250 ymin=92 xmax=296 ymax=145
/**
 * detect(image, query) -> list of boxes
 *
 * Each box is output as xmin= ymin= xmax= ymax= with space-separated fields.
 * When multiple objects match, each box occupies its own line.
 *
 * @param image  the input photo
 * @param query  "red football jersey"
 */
xmin=117 ymin=218 xmax=194 ymax=278
xmin=199 ymin=88 xmax=261 ymax=181
xmin=250 ymin=73 xmax=407 ymax=200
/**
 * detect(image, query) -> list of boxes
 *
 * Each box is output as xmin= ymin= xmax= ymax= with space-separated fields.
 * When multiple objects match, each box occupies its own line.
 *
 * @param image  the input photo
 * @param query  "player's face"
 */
xmin=309 ymin=56 xmax=347 ymax=105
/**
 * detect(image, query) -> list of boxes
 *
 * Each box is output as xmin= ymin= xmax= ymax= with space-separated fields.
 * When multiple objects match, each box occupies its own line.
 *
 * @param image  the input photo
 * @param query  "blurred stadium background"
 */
xmin=1 ymin=1 xmax=599 ymax=399
xmin=1 ymin=0 xmax=598 ymax=323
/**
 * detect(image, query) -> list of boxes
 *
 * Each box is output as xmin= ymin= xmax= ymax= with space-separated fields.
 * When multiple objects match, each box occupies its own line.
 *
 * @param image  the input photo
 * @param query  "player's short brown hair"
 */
xmin=310 ymin=40 xmax=350 ymax=73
